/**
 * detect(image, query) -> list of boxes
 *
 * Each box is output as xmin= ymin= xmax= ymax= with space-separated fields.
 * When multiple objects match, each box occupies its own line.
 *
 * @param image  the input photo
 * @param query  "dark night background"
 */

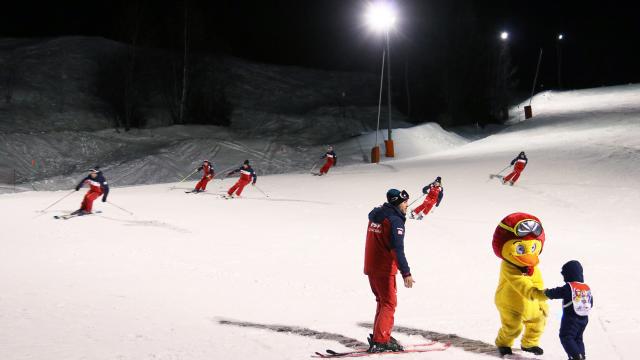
xmin=2 ymin=0 xmax=639 ymax=126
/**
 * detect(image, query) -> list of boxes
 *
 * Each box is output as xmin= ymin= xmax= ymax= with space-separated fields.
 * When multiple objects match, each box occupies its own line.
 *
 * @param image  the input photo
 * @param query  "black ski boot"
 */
xmin=367 ymin=342 xmax=403 ymax=353
xmin=521 ymin=346 xmax=544 ymax=355
xmin=366 ymin=334 xmax=403 ymax=353
xmin=498 ymin=347 xmax=513 ymax=356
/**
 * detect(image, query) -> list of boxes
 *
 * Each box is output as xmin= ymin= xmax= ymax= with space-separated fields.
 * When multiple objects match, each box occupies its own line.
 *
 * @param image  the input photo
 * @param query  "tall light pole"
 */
xmin=557 ymin=34 xmax=564 ymax=89
xmin=497 ymin=31 xmax=509 ymax=121
xmin=366 ymin=1 xmax=397 ymax=162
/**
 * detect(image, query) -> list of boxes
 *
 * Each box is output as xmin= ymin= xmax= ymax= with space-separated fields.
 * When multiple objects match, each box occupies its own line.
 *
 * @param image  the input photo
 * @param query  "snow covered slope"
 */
xmin=1 ymin=84 xmax=639 ymax=360
xmin=1 ymin=36 xmax=419 ymax=188
xmin=0 ymin=116 xmax=450 ymax=191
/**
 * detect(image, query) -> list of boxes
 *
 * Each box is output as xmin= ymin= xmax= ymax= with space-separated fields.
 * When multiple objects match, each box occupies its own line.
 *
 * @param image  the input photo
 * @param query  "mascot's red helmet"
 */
xmin=492 ymin=212 xmax=545 ymax=259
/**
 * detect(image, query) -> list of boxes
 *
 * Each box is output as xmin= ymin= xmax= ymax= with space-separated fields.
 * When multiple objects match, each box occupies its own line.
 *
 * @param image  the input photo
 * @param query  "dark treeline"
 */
xmin=102 ymin=0 xmax=517 ymax=127
xmin=3 ymin=0 xmax=639 ymax=128
xmin=93 ymin=0 xmax=233 ymax=130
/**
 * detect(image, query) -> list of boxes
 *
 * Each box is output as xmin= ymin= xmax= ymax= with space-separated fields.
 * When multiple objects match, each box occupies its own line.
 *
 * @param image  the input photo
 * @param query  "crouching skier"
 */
xmin=318 ymin=146 xmax=337 ymax=175
xmin=226 ymin=160 xmax=257 ymax=198
xmin=192 ymin=160 xmax=215 ymax=193
xmin=410 ymin=176 xmax=443 ymax=220
xmin=503 ymin=151 xmax=528 ymax=186
xmin=74 ymin=167 xmax=109 ymax=215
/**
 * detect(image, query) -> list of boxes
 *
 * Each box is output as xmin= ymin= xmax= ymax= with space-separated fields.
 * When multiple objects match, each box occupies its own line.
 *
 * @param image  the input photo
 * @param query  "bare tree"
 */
xmin=0 ymin=51 xmax=19 ymax=104
xmin=178 ymin=2 xmax=190 ymax=124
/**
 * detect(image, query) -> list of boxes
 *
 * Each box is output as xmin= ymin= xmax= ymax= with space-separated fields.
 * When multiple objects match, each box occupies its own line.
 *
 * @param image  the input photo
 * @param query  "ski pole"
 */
xmin=38 ymin=190 xmax=76 ymax=213
xmin=253 ymin=184 xmax=270 ymax=198
xmin=309 ymin=160 xmax=320 ymax=174
xmin=107 ymin=200 xmax=134 ymax=216
xmin=408 ymin=193 xmax=426 ymax=208
xmin=217 ymin=165 xmax=238 ymax=180
xmin=496 ymin=164 xmax=511 ymax=175
xmin=171 ymin=168 xmax=199 ymax=189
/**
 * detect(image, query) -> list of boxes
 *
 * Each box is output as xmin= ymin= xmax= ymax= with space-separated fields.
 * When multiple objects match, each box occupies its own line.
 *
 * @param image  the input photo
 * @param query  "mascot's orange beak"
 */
xmin=501 ymin=239 xmax=542 ymax=267
xmin=512 ymin=254 xmax=539 ymax=267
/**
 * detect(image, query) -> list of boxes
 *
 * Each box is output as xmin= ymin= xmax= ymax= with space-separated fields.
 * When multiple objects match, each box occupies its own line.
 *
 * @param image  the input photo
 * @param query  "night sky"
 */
xmin=3 ymin=0 xmax=639 ymax=93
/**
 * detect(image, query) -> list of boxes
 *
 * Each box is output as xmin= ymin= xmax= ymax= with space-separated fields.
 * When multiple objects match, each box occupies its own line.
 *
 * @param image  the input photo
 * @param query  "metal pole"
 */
xmin=38 ymin=190 xmax=76 ymax=213
xmin=529 ymin=48 xmax=543 ymax=106
xmin=170 ymin=168 xmax=199 ymax=189
xmin=386 ymin=31 xmax=392 ymax=141
xmin=408 ymin=193 xmax=426 ymax=207
xmin=556 ymin=41 xmax=563 ymax=89
xmin=254 ymin=184 xmax=270 ymax=198
xmin=374 ymin=47 xmax=386 ymax=148
xmin=107 ymin=201 xmax=134 ymax=216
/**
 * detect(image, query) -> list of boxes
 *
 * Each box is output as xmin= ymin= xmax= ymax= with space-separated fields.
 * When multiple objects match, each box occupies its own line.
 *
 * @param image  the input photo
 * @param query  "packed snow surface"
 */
xmin=1 ymin=84 xmax=639 ymax=360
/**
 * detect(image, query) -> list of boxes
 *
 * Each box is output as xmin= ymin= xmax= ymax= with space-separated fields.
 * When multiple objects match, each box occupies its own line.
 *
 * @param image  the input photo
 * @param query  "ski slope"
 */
xmin=1 ymin=84 xmax=640 ymax=360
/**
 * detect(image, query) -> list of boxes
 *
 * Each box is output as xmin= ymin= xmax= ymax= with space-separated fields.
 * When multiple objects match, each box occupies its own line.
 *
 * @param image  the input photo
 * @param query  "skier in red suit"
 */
xmin=410 ymin=177 xmax=443 ymax=220
xmin=193 ymin=160 xmax=214 ymax=193
xmin=226 ymin=160 xmax=257 ymax=197
xmin=318 ymin=146 xmax=337 ymax=175
xmin=503 ymin=152 xmax=528 ymax=186
xmin=74 ymin=167 xmax=109 ymax=215
xmin=364 ymin=189 xmax=415 ymax=353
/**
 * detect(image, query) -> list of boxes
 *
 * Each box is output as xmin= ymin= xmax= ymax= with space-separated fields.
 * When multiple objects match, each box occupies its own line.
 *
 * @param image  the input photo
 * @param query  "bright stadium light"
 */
xmin=500 ymin=31 xmax=509 ymax=41
xmin=558 ymin=34 xmax=564 ymax=40
xmin=365 ymin=1 xmax=399 ymax=161
xmin=365 ymin=2 xmax=397 ymax=32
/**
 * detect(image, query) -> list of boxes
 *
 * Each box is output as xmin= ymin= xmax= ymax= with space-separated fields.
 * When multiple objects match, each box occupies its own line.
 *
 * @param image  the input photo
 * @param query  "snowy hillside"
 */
xmin=0 ymin=37 xmax=383 ymax=132
xmin=0 ymin=36 xmax=419 ymax=189
xmin=1 ymin=84 xmax=639 ymax=360
xmin=0 ymin=115 xmax=449 ymax=192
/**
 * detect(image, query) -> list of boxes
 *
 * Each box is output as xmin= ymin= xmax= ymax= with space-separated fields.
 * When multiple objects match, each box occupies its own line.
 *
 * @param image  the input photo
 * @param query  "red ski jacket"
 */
xmin=198 ymin=163 xmax=214 ymax=178
xmin=364 ymin=203 xmax=411 ymax=278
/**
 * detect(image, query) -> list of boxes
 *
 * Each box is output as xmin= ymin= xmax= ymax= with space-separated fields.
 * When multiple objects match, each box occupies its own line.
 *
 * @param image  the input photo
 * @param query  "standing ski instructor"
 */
xmin=364 ymin=189 xmax=415 ymax=353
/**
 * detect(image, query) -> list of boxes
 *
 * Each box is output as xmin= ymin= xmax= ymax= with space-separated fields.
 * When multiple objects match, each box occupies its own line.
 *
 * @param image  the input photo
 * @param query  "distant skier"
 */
xmin=226 ymin=160 xmax=257 ymax=197
xmin=503 ymin=151 xmax=528 ymax=186
xmin=543 ymin=260 xmax=593 ymax=360
xmin=74 ymin=167 xmax=109 ymax=215
xmin=192 ymin=160 xmax=214 ymax=193
xmin=364 ymin=189 xmax=415 ymax=353
xmin=410 ymin=176 xmax=443 ymax=220
xmin=318 ymin=145 xmax=337 ymax=175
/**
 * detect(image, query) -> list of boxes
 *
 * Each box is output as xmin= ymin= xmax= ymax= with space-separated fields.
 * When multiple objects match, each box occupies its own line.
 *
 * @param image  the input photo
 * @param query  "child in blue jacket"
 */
xmin=544 ymin=260 xmax=593 ymax=360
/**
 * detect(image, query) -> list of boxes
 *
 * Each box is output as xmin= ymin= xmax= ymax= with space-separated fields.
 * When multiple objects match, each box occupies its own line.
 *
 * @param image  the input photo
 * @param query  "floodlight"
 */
xmin=365 ymin=2 xmax=397 ymax=32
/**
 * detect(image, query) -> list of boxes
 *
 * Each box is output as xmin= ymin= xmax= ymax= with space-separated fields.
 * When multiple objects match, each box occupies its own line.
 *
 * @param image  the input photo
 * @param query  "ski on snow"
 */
xmin=53 ymin=210 xmax=102 ymax=220
xmin=312 ymin=341 xmax=450 ymax=358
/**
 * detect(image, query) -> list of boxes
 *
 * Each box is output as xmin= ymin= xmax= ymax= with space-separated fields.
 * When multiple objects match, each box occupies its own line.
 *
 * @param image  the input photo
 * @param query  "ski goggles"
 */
xmin=389 ymin=190 xmax=410 ymax=204
xmin=499 ymin=219 xmax=543 ymax=237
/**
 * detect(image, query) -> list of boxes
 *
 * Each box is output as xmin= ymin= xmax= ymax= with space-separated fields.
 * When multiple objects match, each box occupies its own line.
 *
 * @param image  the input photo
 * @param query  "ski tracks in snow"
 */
xmin=95 ymin=214 xmax=190 ymax=234
xmin=217 ymin=319 xmax=528 ymax=358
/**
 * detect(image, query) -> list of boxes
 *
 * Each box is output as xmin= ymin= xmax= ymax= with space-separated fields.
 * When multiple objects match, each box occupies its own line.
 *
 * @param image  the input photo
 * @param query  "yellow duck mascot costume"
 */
xmin=493 ymin=212 xmax=549 ymax=356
